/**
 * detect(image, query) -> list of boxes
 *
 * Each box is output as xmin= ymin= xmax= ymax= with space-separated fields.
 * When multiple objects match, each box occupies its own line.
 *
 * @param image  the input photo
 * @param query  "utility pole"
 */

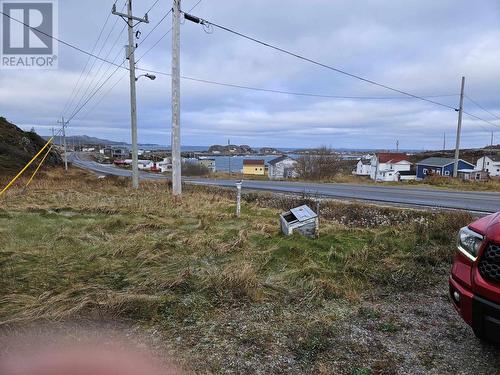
xmin=228 ymin=138 xmax=231 ymax=174
xmin=112 ymin=0 xmax=149 ymax=189
xmin=453 ymin=76 xmax=465 ymax=178
xmin=235 ymin=181 xmax=242 ymax=217
xmin=57 ymin=117 xmax=68 ymax=171
xmin=396 ymin=140 xmax=399 ymax=152
xmin=171 ymin=0 xmax=182 ymax=196
xmin=443 ymin=132 xmax=446 ymax=151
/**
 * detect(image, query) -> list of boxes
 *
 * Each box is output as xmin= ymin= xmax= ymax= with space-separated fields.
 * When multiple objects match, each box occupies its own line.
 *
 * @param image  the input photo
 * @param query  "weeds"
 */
xmin=0 ymin=168 xmax=490 ymax=373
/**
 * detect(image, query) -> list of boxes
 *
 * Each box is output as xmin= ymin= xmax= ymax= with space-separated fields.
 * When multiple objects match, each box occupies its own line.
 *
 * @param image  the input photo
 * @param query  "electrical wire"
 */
xmin=136 ymin=0 xmax=202 ymax=62
xmin=64 ymin=5 xmax=128 ymax=118
xmin=185 ymin=15 xmax=459 ymax=111
xmin=60 ymin=4 xmax=116 ymax=118
xmin=4 ymin=6 xmax=497 ymax=134
xmin=68 ymin=22 xmax=128 ymax=118
xmin=145 ymin=0 xmax=161 ymax=15
xmin=138 ymin=10 xmax=173 ymax=47
xmin=465 ymin=95 xmax=500 ymax=122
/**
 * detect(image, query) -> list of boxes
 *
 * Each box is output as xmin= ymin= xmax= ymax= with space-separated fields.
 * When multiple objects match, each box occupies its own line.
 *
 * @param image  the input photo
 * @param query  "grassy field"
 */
xmin=0 ymin=168 xmax=499 ymax=374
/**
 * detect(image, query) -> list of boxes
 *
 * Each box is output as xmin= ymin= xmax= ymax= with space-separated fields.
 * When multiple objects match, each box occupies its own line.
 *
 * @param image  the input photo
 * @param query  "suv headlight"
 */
xmin=457 ymin=226 xmax=484 ymax=261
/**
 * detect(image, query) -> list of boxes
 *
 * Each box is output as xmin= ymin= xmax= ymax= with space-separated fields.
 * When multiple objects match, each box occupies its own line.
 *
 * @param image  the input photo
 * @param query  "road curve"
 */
xmin=69 ymin=153 xmax=500 ymax=214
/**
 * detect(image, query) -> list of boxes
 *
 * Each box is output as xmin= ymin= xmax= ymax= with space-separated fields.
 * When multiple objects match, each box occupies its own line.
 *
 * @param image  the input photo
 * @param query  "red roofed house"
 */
xmin=370 ymin=152 xmax=412 ymax=181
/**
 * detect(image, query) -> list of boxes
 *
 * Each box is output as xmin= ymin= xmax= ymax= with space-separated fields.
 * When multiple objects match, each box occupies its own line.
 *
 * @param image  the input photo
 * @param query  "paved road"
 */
xmin=69 ymin=153 xmax=500 ymax=214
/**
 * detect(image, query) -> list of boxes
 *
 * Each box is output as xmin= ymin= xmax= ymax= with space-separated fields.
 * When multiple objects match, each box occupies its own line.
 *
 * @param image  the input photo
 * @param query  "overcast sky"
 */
xmin=1 ymin=0 xmax=500 ymax=149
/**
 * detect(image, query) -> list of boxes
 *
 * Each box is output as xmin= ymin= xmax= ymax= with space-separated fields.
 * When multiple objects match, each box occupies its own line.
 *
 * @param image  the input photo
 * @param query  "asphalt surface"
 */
xmin=69 ymin=153 xmax=500 ymax=214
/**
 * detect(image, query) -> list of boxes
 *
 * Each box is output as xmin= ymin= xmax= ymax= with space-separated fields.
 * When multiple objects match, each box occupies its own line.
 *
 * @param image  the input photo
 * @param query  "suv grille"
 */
xmin=479 ymin=242 xmax=500 ymax=284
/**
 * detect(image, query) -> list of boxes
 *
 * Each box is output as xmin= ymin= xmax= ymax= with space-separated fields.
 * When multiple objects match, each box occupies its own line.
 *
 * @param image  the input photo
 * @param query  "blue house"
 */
xmin=416 ymin=157 xmax=475 ymax=179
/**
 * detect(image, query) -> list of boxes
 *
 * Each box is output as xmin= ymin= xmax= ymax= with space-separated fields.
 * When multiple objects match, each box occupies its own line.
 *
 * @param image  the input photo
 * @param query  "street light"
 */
xmin=135 ymin=73 xmax=156 ymax=81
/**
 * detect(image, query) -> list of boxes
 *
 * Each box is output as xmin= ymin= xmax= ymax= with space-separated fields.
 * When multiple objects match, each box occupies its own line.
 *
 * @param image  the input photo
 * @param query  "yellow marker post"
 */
xmin=0 ymin=137 xmax=54 ymax=198
xmin=25 ymin=144 xmax=54 ymax=188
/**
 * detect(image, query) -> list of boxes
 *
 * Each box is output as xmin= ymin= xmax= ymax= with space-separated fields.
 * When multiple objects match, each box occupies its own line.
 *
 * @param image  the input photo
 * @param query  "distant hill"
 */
xmin=0 ymin=116 xmax=61 ymax=176
xmin=42 ymin=134 xmax=124 ymax=146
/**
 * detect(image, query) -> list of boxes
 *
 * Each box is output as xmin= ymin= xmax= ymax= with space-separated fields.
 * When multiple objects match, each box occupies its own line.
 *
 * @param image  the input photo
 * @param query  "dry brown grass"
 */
xmin=0 ymin=167 xmax=488 ymax=374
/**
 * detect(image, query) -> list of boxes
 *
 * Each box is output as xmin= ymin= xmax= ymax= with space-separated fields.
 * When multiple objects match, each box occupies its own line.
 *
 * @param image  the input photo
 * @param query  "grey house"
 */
xmin=268 ymin=156 xmax=298 ymax=179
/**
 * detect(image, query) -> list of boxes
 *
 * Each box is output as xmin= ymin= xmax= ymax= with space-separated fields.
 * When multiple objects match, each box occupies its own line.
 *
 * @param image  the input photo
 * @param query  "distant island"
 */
xmin=207 ymin=144 xmax=282 ymax=155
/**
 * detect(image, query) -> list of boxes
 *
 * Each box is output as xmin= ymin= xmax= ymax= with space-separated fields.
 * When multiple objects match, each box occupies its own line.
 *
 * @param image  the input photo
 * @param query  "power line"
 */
xmin=184 ymin=14 xmax=458 ymax=111
xmin=137 ymin=0 xmax=203 ymax=61
xmin=0 ymin=11 xmax=126 ymax=69
xmin=145 ymin=0 xmax=162 ymax=15
xmin=60 ymin=3 xmax=117 ymax=118
xmin=4 ymin=6 xmax=496 ymax=134
xmin=68 ymin=22 xmax=127 ymax=118
xmin=465 ymin=95 xmax=500 ymax=122
xmin=79 ymin=72 xmax=129 ymax=121
xmin=138 ymin=10 xmax=173 ymax=47
xmin=462 ymin=110 xmax=500 ymax=130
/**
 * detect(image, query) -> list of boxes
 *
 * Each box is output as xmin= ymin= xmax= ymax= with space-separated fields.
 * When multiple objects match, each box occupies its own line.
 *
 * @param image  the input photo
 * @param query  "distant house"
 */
xmin=158 ymin=157 xmax=172 ymax=173
xmin=416 ymin=157 xmax=475 ymax=179
xmin=476 ymin=155 xmax=500 ymax=177
xmin=102 ymin=146 xmax=128 ymax=158
xmin=355 ymin=159 xmax=371 ymax=176
xmin=370 ymin=153 xmax=411 ymax=181
xmin=268 ymin=156 xmax=297 ymax=179
xmin=243 ymin=159 xmax=266 ymax=176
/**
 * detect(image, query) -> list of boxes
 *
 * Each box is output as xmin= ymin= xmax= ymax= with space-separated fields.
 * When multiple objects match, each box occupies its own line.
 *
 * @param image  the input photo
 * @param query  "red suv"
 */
xmin=450 ymin=212 xmax=500 ymax=344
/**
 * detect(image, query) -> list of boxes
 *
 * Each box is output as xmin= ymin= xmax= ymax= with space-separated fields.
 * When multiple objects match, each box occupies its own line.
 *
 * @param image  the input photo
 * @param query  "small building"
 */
xmin=280 ymin=205 xmax=318 ymax=238
xmin=137 ymin=160 xmax=154 ymax=170
xmin=242 ymin=159 xmax=266 ymax=175
xmin=370 ymin=153 xmax=411 ymax=181
xmin=399 ymin=170 xmax=417 ymax=181
xmin=458 ymin=169 xmax=490 ymax=181
xmin=476 ymin=155 xmax=500 ymax=177
xmin=416 ymin=157 xmax=475 ymax=179
xmin=102 ymin=146 xmax=129 ymax=158
xmin=268 ymin=155 xmax=297 ymax=179
xmin=377 ymin=170 xmax=400 ymax=182
xmin=198 ymin=157 xmax=216 ymax=172
xmin=355 ymin=159 xmax=371 ymax=176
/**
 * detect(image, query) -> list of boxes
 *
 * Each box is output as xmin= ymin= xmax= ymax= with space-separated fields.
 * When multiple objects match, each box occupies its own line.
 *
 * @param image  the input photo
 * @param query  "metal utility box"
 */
xmin=280 ymin=205 xmax=318 ymax=238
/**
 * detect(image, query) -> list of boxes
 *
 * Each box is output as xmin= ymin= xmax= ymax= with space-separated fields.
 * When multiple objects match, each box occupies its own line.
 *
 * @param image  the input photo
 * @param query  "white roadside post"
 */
xmin=236 ymin=181 xmax=242 ymax=217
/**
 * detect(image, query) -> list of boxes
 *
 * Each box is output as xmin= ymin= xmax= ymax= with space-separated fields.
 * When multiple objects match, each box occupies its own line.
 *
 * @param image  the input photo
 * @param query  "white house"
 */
xmin=122 ymin=159 xmax=155 ymax=170
xmin=370 ymin=153 xmax=412 ymax=181
xmin=158 ymin=157 xmax=172 ymax=173
xmin=476 ymin=156 xmax=500 ymax=177
xmin=268 ymin=156 xmax=298 ymax=179
xmin=355 ymin=159 xmax=371 ymax=176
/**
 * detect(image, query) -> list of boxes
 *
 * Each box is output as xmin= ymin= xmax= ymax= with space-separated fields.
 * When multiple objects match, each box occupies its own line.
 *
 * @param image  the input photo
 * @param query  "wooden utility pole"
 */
xmin=453 ymin=76 xmax=465 ymax=178
xmin=228 ymin=138 xmax=231 ymax=174
xmin=443 ymin=132 xmax=446 ymax=151
xmin=171 ymin=0 xmax=182 ymax=196
xmin=57 ymin=117 xmax=68 ymax=171
xmin=112 ymin=0 xmax=149 ymax=189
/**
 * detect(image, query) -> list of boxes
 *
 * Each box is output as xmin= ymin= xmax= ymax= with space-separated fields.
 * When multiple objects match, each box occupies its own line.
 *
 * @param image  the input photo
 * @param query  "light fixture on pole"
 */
xmin=136 ymin=73 xmax=156 ymax=81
